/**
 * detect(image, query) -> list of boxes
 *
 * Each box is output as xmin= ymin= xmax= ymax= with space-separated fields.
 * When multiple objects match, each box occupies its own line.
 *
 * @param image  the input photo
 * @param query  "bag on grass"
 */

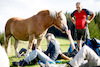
xmin=85 ymin=38 xmax=100 ymax=56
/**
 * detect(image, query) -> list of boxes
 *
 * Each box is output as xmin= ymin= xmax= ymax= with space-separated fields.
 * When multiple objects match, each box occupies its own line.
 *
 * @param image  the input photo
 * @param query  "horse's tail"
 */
xmin=8 ymin=37 xmax=11 ymax=55
xmin=5 ymin=36 xmax=11 ymax=55
xmin=5 ymin=18 xmax=14 ymax=55
xmin=4 ymin=32 xmax=11 ymax=55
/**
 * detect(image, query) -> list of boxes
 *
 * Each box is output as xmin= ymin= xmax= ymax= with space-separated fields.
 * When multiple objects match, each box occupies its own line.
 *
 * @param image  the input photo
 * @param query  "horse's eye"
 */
xmin=59 ymin=18 xmax=62 ymax=20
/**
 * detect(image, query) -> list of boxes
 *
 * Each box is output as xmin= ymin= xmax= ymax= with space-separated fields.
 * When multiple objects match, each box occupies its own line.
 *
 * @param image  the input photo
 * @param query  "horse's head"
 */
xmin=53 ymin=11 xmax=68 ymax=33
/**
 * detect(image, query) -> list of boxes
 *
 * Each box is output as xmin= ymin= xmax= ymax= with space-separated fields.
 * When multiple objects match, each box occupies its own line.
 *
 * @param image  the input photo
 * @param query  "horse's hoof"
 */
xmin=15 ymin=55 xmax=21 ymax=58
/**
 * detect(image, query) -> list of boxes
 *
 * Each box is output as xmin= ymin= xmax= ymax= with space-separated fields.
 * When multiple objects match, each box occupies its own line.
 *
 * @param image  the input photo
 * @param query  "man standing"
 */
xmin=70 ymin=2 xmax=95 ymax=50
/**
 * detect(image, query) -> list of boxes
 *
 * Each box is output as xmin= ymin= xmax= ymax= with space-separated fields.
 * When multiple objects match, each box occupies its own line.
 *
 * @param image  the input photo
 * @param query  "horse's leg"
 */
xmin=36 ymin=31 xmax=47 ymax=51
xmin=25 ymin=35 xmax=35 ymax=57
xmin=36 ymin=38 xmax=42 ymax=51
xmin=14 ymin=39 xmax=20 ymax=57
xmin=36 ymin=35 xmax=45 ymax=51
xmin=5 ymin=35 xmax=11 ymax=55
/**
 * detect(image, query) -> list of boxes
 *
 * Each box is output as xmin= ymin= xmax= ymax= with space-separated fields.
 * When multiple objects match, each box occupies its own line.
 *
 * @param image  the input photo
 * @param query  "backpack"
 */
xmin=91 ymin=38 xmax=100 ymax=47
xmin=85 ymin=38 xmax=100 ymax=56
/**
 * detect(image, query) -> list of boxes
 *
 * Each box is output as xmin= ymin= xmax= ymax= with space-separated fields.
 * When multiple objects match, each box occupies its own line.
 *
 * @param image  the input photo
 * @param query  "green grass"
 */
xmin=8 ymin=37 xmax=71 ymax=67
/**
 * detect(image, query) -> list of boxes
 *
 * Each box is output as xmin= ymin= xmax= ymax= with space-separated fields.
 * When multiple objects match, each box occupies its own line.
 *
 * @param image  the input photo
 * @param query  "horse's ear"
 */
xmin=58 ymin=11 xmax=62 ymax=14
xmin=57 ymin=11 xmax=62 ymax=17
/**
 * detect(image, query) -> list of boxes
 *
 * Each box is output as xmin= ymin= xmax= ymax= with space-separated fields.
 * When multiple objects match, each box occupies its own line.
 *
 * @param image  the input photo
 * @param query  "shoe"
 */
xmin=39 ymin=62 xmax=45 ymax=67
xmin=73 ymin=49 xmax=78 ymax=54
xmin=12 ymin=59 xmax=28 ymax=66
xmin=12 ymin=62 xmax=19 ymax=66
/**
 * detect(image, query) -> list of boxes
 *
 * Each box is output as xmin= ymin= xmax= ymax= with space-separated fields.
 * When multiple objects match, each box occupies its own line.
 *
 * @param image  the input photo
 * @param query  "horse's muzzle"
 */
xmin=62 ymin=27 xmax=68 ymax=33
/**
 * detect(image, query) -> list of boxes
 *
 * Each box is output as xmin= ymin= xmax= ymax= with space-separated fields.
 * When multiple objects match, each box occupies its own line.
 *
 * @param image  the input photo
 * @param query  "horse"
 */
xmin=5 ymin=10 xmax=68 ymax=57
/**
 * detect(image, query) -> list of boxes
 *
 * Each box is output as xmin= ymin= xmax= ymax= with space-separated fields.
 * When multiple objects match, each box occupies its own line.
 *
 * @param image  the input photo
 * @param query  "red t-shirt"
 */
xmin=71 ymin=9 xmax=93 ymax=29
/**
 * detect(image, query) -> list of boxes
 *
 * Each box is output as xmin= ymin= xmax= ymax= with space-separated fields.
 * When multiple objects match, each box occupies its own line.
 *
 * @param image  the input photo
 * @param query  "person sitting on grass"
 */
xmin=12 ymin=33 xmax=72 ymax=66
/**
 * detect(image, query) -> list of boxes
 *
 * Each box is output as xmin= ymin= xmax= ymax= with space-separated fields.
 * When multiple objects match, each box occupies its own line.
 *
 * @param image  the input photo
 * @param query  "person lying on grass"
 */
xmin=66 ymin=30 xmax=100 ymax=67
xmin=12 ymin=33 xmax=73 ymax=66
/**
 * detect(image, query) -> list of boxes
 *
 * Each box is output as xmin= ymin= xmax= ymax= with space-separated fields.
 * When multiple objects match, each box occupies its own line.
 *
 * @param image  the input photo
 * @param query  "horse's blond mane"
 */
xmin=37 ymin=10 xmax=57 ymax=19
xmin=49 ymin=10 xmax=57 ymax=19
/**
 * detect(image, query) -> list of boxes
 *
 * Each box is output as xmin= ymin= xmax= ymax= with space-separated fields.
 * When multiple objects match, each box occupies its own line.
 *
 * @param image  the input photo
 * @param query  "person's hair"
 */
xmin=76 ymin=2 xmax=81 ymax=6
xmin=46 ymin=33 xmax=55 ymax=41
xmin=46 ymin=33 xmax=60 ymax=45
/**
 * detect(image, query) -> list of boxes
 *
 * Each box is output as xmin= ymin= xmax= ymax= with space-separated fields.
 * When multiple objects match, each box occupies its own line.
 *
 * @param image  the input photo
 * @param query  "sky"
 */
xmin=0 ymin=0 xmax=100 ymax=32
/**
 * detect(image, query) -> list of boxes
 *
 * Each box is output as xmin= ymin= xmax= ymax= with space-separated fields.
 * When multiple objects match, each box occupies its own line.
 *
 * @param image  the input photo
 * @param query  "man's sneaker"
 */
xmin=12 ymin=59 xmax=28 ymax=66
xmin=73 ymin=49 xmax=78 ymax=54
xmin=39 ymin=62 xmax=45 ymax=67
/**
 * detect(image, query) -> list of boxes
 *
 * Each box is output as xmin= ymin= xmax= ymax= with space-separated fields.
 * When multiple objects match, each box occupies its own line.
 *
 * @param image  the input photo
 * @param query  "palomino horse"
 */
xmin=5 ymin=10 xmax=68 ymax=57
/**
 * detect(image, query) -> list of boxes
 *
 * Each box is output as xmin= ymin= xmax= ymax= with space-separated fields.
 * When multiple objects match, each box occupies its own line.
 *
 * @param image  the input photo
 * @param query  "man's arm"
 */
xmin=66 ymin=30 xmax=76 ymax=51
xmin=84 ymin=9 xmax=95 ymax=24
xmin=59 ymin=53 xmax=73 ymax=60
xmin=86 ymin=12 xmax=95 ymax=24
xmin=70 ymin=16 xmax=76 ymax=25
xmin=45 ymin=41 xmax=53 ymax=55
xmin=70 ymin=10 xmax=77 ymax=25
xmin=89 ymin=12 xmax=95 ymax=22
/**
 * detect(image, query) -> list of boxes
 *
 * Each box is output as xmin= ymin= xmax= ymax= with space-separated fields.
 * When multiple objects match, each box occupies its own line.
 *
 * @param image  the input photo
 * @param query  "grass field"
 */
xmin=8 ymin=37 xmax=73 ymax=67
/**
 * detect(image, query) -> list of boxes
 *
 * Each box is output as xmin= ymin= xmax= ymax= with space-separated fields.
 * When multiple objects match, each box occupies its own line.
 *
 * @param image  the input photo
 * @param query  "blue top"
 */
xmin=45 ymin=40 xmax=60 ymax=61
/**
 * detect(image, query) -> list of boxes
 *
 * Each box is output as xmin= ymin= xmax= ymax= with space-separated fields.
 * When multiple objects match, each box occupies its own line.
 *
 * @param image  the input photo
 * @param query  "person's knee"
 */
xmin=35 ymin=49 xmax=40 ymax=53
xmin=77 ymin=40 xmax=81 ymax=45
xmin=82 ymin=45 xmax=88 ymax=51
xmin=35 ymin=49 xmax=39 ymax=52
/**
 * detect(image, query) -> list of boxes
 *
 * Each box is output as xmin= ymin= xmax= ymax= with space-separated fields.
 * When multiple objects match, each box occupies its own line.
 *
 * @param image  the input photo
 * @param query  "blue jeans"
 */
xmin=24 ymin=49 xmax=55 ymax=64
